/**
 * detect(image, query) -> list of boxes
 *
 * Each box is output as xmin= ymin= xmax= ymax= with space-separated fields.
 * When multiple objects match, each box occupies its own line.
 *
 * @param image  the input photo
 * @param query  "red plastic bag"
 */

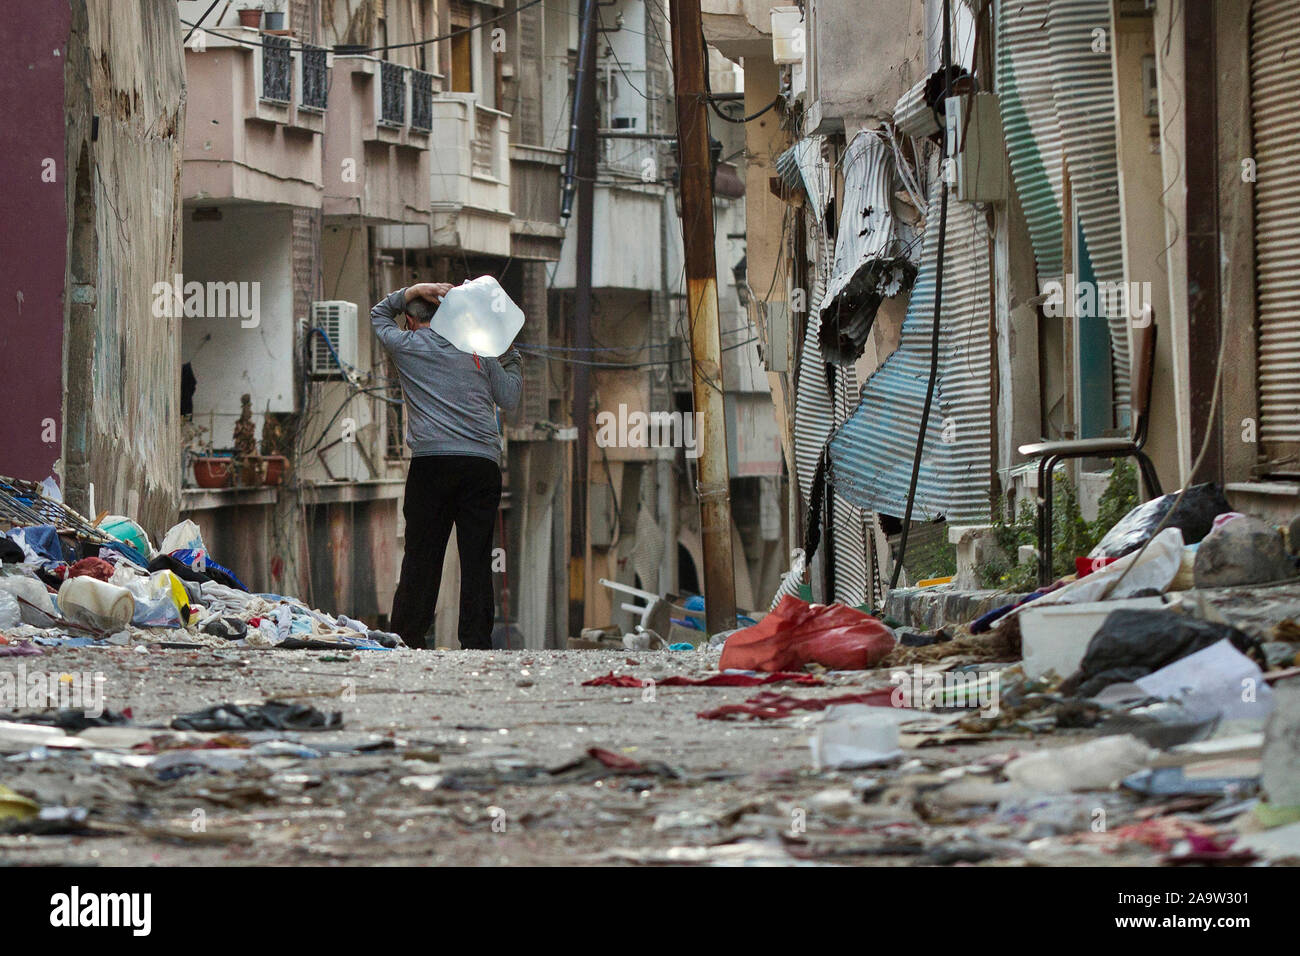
xmin=718 ymin=596 xmax=895 ymax=672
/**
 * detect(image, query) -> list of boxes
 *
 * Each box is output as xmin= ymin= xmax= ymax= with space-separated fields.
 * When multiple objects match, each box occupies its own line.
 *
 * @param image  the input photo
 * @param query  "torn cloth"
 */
xmin=582 ymin=671 xmax=824 ymax=688
xmin=697 ymin=688 xmax=898 ymax=721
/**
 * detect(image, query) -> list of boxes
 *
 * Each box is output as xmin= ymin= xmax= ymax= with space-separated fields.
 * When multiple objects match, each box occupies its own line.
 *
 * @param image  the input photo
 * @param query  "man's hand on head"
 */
xmin=406 ymin=282 xmax=453 ymax=304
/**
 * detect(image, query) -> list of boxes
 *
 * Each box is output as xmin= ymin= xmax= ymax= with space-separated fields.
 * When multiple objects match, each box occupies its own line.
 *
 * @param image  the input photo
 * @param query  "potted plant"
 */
xmin=233 ymin=393 xmax=263 ymax=486
xmin=260 ymin=411 xmax=291 ymax=486
xmin=185 ymin=419 xmax=233 ymax=489
xmin=237 ymin=7 xmax=263 ymax=29
xmin=262 ymin=1 xmax=286 ymax=31
xmin=193 ymin=455 xmax=235 ymax=488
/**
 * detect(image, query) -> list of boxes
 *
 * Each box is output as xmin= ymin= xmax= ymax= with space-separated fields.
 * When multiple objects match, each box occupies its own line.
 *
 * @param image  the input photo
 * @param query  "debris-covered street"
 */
xmin=1 ymin=0 xmax=1297 ymax=931
xmin=0 ymin=643 xmax=1245 ymax=868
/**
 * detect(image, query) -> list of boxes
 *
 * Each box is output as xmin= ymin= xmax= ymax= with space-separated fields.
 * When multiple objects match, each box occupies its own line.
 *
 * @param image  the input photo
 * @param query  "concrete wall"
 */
xmin=0 ymin=0 xmax=183 ymax=530
xmin=0 ymin=3 xmax=71 ymax=490
xmin=1111 ymin=9 xmax=1181 ymax=491
xmin=182 ymin=205 xmax=296 ymax=439
xmin=62 ymin=0 xmax=185 ymax=534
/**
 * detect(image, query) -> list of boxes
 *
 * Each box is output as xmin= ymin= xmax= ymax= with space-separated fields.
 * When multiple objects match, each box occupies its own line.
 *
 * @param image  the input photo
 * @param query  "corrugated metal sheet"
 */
xmin=774 ymin=136 xmax=833 ymax=217
xmin=774 ymin=145 xmax=803 ymax=193
xmin=1046 ymin=0 xmax=1130 ymax=419
xmin=996 ymin=0 xmax=1064 ymax=281
xmin=895 ymin=74 xmax=940 ymax=139
xmin=794 ymin=227 xmax=871 ymax=607
xmin=820 ymin=132 xmax=916 ymax=364
xmin=1252 ymin=0 xmax=1300 ymax=444
xmin=827 ymin=173 xmax=993 ymax=525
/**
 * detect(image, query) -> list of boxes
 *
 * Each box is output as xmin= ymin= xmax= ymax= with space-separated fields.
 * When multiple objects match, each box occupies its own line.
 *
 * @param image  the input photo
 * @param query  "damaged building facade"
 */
xmin=3 ymin=0 xmax=781 ymax=648
xmin=0 ymin=0 xmax=186 ymax=534
xmin=704 ymin=0 xmax=1300 ymax=607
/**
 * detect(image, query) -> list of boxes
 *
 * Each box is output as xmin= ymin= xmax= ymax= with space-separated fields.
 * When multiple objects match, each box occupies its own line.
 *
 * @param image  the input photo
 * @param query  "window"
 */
xmin=261 ymin=35 xmax=292 ymax=103
xmin=380 ymin=62 xmax=406 ymax=126
xmin=450 ymin=2 xmax=474 ymax=92
xmin=301 ymin=44 xmax=328 ymax=110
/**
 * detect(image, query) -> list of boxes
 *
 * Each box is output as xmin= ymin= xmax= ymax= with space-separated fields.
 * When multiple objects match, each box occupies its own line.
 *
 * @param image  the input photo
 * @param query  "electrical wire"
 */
xmin=180 ymin=0 xmax=546 ymax=55
xmin=697 ymin=22 xmax=779 ymax=124
xmin=888 ymin=0 xmax=953 ymax=591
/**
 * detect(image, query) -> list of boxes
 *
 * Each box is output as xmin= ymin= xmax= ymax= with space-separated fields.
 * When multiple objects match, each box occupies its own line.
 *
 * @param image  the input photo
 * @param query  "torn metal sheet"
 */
xmin=818 ymin=132 xmax=918 ymax=366
xmin=826 ymin=172 xmax=994 ymax=526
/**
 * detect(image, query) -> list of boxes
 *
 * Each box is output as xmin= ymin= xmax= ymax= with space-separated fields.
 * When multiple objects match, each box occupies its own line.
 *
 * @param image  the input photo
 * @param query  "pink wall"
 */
xmin=0 ymin=5 xmax=73 ymax=481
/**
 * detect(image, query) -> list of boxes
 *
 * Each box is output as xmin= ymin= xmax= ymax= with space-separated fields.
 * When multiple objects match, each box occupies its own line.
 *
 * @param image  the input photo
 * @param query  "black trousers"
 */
xmin=390 ymin=454 xmax=501 ymax=649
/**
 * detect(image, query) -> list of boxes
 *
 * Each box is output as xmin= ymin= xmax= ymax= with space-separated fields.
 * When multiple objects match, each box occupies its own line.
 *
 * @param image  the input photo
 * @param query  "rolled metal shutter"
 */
xmin=997 ymin=0 xmax=1065 ymax=283
xmin=1252 ymin=0 xmax=1300 ymax=448
xmin=1046 ymin=0 xmax=1130 ymax=424
xmin=794 ymin=231 xmax=871 ymax=606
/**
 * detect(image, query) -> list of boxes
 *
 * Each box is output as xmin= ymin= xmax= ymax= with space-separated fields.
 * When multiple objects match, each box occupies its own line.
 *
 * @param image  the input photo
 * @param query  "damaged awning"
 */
xmin=786 ymin=139 xmax=875 ymax=607
xmin=817 ymin=131 xmax=917 ymax=366
xmin=827 ymin=173 xmax=994 ymax=526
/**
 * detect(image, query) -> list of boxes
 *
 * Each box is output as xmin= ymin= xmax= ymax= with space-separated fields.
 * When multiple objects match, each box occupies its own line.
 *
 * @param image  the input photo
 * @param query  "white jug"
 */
xmin=432 ymin=275 xmax=524 ymax=357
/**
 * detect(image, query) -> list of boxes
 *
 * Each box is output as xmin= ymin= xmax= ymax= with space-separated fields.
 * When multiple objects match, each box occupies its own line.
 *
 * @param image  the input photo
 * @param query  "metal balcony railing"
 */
xmin=301 ymin=44 xmax=328 ymax=110
xmin=261 ymin=35 xmax=291 ymax=104
xmin=411 ymin=70 xmax=434 ymax=132
xmin=380 ymin=62 xmax=406 ymax=127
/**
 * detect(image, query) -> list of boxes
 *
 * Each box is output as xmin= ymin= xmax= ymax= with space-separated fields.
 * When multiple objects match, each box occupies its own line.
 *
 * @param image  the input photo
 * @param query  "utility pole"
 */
xmin=668 ymin=0 xmax=737 ymax=635
xmin=562 ymin=0 xmax=599 ymax=634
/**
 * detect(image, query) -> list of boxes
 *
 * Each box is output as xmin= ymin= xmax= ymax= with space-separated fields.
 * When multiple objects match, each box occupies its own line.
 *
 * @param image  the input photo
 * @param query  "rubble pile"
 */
xmin=0 ymin=476 xmax=403 ymax=654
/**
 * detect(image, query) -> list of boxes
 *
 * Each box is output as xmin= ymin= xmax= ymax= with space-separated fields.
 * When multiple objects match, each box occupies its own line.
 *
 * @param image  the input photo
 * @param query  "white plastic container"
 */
xmin=58 ymin=577 xmax=135 ymax=632
xmin=432 ymin=275 xmax=524 ymax=357
xmin=810 ymin=704 xmax=904 ymax=770
xmin=1019 ymin=596 xmax=1167 ymax=679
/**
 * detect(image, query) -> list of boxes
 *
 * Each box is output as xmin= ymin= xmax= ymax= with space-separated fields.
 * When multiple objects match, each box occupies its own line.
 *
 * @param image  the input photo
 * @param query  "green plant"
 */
xmin=976 ymin=459 xmax=1139 ymax=592
xmin=1091 ymin=456 xmax=1138 ymax=540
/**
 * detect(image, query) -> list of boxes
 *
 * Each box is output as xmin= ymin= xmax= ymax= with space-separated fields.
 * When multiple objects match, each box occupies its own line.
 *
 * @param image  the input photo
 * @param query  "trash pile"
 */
xmin=0 ymin=476 xmax=403 ymax=653
xmin=567 ymin=483 xmax=1300 ymax=865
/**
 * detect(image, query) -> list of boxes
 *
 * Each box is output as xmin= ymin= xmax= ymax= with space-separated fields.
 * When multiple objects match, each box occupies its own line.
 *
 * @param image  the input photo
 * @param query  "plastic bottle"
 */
xmin=0 ymin=589 xmax=20 ymax=629
xmin=432 ymin=275 xmax=524 ymax=357
xmin=57 ymin=577 xmax=135 ymax=632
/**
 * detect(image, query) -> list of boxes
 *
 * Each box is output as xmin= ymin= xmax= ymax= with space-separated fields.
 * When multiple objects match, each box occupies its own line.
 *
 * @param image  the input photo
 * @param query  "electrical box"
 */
xmin=944 ymin=93 xmax=1008 ymax=204
xmin=310 ymin=300 xmax=359 ymax=377
xmin=589 ymin=482 xmax=614 ymax=549
xmin=770 ymin=6 xmax=805 ymax=65
xmin=764 ymin=302 xmax=790 ymax=372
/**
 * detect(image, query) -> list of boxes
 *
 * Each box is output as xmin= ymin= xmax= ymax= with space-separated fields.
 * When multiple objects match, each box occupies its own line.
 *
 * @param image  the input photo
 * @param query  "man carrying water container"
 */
xmin=370 ymin=282 xmax=522 ymax=650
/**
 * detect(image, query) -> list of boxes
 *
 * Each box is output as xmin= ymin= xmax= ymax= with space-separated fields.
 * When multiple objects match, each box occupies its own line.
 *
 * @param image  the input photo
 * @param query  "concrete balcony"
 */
xmin=373 ymin=94 xmax=513 ymax=257
xmin=416 ymin=95 xmax=513 ymax=258
xmin=553 ymin=182 xmax=668 ymax=292
xmin=701 ymin=0 xmax=782 ymax=59
xmin=323 ymin=55 xmax=435 ymax=227
xmin=181 ymin=27 xmax=324 ymax=208
xmin=509 ymin=144 xmax=567 ymax=261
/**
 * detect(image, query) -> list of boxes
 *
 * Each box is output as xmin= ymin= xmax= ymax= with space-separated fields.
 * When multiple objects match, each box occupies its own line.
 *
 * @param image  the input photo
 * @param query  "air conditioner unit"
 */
xmin=310 ymin=300 xmax=359 ymax=377
xmin=771 ymin=6 xmax=805 ymax=65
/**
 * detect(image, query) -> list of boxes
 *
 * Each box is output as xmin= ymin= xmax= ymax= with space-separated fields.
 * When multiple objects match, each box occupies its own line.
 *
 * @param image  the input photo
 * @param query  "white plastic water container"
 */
xmin=432 ymin=275 xmax=524 ymax=357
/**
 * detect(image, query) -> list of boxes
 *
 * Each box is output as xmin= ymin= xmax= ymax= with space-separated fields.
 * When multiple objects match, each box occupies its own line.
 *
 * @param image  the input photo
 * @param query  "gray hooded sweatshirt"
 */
xmin=370 ymin=287 xmax=522 ymax=465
